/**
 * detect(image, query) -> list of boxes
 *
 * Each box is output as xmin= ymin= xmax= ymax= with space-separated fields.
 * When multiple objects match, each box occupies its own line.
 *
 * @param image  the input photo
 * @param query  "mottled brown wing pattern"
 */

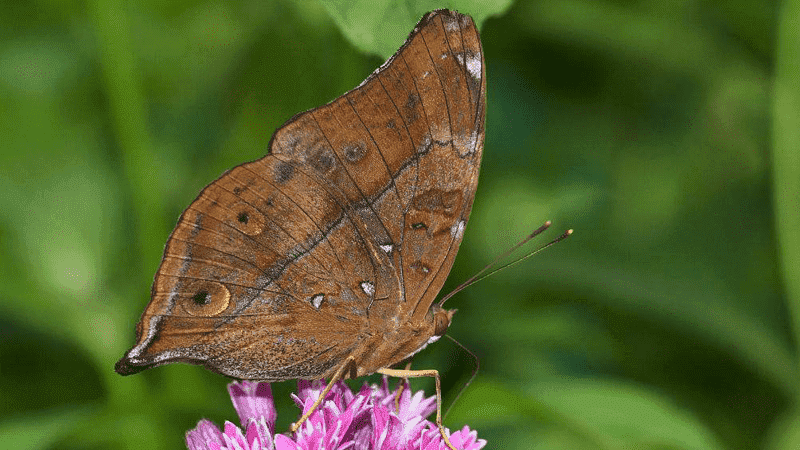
xmin=119 ymin=155 xmax=372 ymax=380
xmin=115 ymin=9 xmax=485 ymax=382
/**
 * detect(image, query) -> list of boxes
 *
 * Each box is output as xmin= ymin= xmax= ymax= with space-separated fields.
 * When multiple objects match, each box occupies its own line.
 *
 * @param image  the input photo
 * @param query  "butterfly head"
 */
xmin=433 ymin=306 xmax=456 ymax=337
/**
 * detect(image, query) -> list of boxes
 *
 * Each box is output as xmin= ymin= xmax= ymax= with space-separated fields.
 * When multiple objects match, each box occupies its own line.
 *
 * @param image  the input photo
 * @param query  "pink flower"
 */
xmin=186 ymin=382 xmax=276 ymax=450
xmin=186 ymin=378 xmax=486 ymax=450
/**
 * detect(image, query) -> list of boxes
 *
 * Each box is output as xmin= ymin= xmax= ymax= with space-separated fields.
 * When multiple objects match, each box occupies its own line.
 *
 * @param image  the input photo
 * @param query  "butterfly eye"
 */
xmin=433 ymin=309 xmax=451 ymax=336
xmin=181 ymin=281 xmax=230 ymax=316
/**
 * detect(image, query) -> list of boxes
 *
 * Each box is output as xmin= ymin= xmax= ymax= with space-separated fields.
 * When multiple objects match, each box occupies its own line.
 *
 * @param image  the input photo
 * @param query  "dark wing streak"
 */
xmin=293 ymin=114 xmax=381 ymax=281
xmin=162 ymin=246 xmax=280 ymax=327
xmin=342 ymin=93 xmax=404 ymax=220
xmin=223 ymin=164 xmax=365 ymax=324
xmin=268 ymin=155 xmax=379 ymax=293
xmin=374 ymin=69 xmax=421 ymax=183
xmin=332 ymin=97 xmax=402 ymax=276
xmin=223 ymin=172 xmax=339 ymax=286
xmin=308 ymin=110 xmax=394 ymax=248
xmin=238 ymin=164 xmax=350 ymax=284
xmin=143 ymin=312 xmax=292 ymax=320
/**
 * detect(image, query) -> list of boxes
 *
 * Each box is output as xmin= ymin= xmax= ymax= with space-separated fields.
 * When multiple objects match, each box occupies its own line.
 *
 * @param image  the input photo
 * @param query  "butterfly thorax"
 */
xmin=349 ymin=305 xmax=455 ymax=378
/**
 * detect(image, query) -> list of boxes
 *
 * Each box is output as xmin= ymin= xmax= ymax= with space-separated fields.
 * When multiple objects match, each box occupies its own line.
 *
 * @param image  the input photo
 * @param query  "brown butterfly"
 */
xmin=116 ymin=9 xmax=485 ymax=449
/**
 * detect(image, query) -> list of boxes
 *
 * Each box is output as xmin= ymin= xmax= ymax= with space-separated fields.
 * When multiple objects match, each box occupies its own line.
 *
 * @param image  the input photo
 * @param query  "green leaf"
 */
xmin=448 ymin=378 xmax=725 ymax=450
xmin=317 ymin=0 xmax=514 ymax=58
xmin=527 ymin=379 xmax=725 ymax=450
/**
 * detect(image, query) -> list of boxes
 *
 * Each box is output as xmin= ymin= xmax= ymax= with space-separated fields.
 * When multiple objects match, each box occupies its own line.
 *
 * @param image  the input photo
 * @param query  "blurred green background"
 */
xmin=2 ymin=0 xmax=799 ymax=448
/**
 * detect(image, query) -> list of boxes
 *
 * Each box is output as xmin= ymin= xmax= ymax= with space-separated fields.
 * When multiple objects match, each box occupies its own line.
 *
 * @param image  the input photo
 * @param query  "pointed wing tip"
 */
xmin=421 ymin=9 xmax=475 ymax=27
xmin=115 ymin=355 xmax=147 ymax=376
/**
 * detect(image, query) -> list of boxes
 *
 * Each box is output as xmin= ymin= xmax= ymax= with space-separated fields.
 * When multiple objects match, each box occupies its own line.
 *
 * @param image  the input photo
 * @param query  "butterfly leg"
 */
xmin=393 ymin=361 xmax=414 ymax=412
xmin=290 ymin=356 xmax=356 ymax=433
xmin=377 ymin=367 xmax=457 ymax=450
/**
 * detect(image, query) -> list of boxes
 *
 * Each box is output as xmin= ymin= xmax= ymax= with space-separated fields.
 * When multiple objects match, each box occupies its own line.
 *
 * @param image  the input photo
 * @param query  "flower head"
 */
xmin=186 ymin=378 xmax=486 ymax=450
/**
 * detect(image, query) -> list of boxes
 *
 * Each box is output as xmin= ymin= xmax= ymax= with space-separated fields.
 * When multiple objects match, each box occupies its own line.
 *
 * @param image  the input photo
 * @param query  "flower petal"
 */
xmin=246 ymin=417 xmax=275 ymax=450
xmin=449 ymin=425 xmax=486 ymax=450
xmin=274 ymin=434 xmax=302 ymax=450
xmin=229 ymin=381 xmax=278 ymax=432
xmin=222 ymin=420 xmax=249 ymax=450
xmin=186 ymin=419 xmax=224 ymax=450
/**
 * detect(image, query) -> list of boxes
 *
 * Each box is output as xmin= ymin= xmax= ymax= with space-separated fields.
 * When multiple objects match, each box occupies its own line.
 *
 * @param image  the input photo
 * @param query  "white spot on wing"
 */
xmin=444 ymin=17 xmax=460 ymax=32
xmin=380 ymin=244 xmax=393 ymax=254
xmin=360 ymin=281 xmax=375 ymax=296
xmin=466 ymin=54 xmax=482 ymax=81
xmin=451 ymin=220 xmax=466 ymax=240
xmin=465 ymin=130 xmax=478 ymax=156
xmin=310 ymin=294 xmax=324 ymax=309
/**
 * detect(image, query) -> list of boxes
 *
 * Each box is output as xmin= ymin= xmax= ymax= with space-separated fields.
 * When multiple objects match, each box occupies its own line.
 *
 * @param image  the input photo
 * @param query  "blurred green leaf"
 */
xmin=528 ymin=379 xmax=725 ymax=450
xmin=449 ymin=378 xmax=724 ymax=449
xmin=0 ymin=406 xmax=95 ymax=450
xmin=765 ymin=409 xmax=800 ymax=450
xmin=318 ymin=0 xmax=513 ymax=58
xmin=773 ymin=0 xmax=800 ymax=384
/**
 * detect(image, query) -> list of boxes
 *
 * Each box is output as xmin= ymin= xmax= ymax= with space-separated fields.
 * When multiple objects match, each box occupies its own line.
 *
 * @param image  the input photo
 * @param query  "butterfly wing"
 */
xmin=115 ymin=9 xmax=485 ymax=380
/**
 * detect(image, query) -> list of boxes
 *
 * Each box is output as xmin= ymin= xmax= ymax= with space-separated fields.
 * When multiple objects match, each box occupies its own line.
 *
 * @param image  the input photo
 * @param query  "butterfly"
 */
xmin=116 ymin=9 xmax=485 ymax=449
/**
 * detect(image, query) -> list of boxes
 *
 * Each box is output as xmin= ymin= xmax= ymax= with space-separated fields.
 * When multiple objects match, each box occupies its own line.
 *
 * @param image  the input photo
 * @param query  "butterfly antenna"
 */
xmin=442 ymin=334 xmax=479 ymax=421
xmin=438 ymin=221 xmax=573 ymax=306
